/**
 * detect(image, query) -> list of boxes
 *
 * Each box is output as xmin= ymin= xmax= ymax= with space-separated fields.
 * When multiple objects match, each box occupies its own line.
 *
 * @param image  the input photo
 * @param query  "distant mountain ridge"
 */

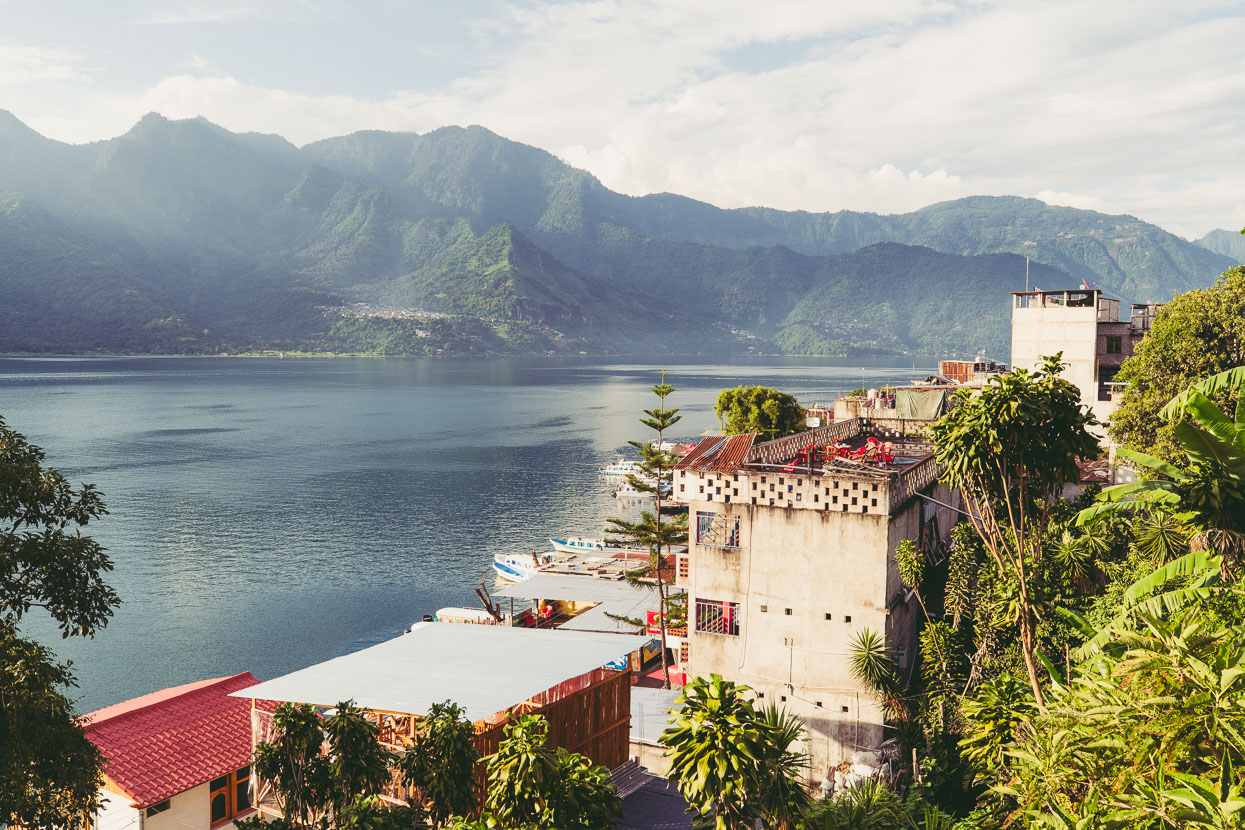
xmin=0 ymin=112 xmax=1233 ymax=357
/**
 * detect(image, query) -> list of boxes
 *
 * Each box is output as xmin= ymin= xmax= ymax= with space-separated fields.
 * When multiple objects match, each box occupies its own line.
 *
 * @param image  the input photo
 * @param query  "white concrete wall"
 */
xmin=1011 ymin=303 xmax=1099 ymax=405
xmin=94 ymin=788 xmax=140 ymax=830
xmin=146 ymin=782 xmax=211 ymax=830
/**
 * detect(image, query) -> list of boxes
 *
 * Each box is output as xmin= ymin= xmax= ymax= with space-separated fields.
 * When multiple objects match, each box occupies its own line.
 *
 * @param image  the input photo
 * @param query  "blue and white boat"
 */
xmin=493 ymin=551 xmax=556 ymax=582
xmin=550 ymin=536 xmax=613 ymax=554
xmin=599 ymin=457 xmax=641 ymax=478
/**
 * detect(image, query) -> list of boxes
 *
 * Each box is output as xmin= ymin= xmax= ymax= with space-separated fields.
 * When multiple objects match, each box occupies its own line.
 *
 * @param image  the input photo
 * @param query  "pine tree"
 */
xmin=606 ymin=372 xmax=688 ymax=690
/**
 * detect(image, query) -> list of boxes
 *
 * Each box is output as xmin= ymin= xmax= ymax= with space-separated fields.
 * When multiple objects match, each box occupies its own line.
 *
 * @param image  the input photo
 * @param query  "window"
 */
xmin=1106 ymin=335 xmax=1122 ymax=354
xmin=695 ymin=598 xmax=740 ymax=635
xmin=824 ymin=612 xmax=832 ymax=620
xmin=146 ymin=800 xmax=171 ymax=818
xmin=844 ymin=615 xmax=852 ymax=623
xmin=210 ymin=766 xmax=251 ymax=825
xmin=784 ymin=608 xmax=792 ymax=615
xmin=696 ymin=512 xmax=741 ymax=548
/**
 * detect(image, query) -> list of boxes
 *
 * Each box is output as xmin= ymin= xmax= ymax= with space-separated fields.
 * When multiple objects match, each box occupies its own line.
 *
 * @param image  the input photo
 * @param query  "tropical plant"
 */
xmin=714 ymin=385 xmax=805 ymax=439
xmin=253 ymin=703 xmax=333 ymax=827
xmin=323 ymin=701 xmax=399 ymax=816
xmin=1000 ymin=610 xmax=1245 ymax=828
xmin=930 ymin=354 xmax=1100 ymax=710
xmin=807 ymin=778 xmax=955 ymax=829
xmin=1079 ymin=366 xmax=1245 ymax=557
xmin=662 ymin=674 xmax=808 ymax=830
xmin=1110 ymin=265 xmax=1245 ymax=464
xmin=0 ymin=415 xmax=119 ymax=829
xmin=606 ymin=371 xmax=687 ymax=689
xmin=753 ymin=705 xmax=811 ymax=830
xmin=481 ymin=713 xmax=620 ymax=830
xmin=399 ymin=701 xmax=480 ymax=827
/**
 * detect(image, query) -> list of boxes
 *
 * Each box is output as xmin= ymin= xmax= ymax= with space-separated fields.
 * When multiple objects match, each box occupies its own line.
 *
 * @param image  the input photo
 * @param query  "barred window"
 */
xmin=696 ymin=512 xmax=740 ymax=548
xmin=695 ymin=598 xmax=740 ymax=636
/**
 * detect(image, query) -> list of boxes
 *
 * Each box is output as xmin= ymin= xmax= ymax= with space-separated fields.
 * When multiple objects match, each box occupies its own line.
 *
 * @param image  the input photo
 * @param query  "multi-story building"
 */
xmin=1010 ymin=288 xmax=1159 ymax=429
xmin=672 ymin=418 xmax=958 ymax=781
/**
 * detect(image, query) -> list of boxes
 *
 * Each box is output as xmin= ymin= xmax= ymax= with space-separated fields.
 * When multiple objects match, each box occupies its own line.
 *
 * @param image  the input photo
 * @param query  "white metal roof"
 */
xmin=493 ymin=573 xmax=658 ymax=603
xmin=230 ymin=623 xmax=649 ymax=721
xmin=558 ymin=597 xmax=661 ymax=634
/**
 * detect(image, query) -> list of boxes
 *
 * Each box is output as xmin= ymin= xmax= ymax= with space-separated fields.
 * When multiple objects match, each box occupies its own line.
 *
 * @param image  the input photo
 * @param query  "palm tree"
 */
xmin=661 ymin=675 xmax=810 ymax=830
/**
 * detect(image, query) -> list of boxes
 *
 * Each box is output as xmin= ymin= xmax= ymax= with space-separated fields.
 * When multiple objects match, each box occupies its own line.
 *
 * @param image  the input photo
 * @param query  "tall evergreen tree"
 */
xmin=606 ymin=372 xmax=687 ymax=689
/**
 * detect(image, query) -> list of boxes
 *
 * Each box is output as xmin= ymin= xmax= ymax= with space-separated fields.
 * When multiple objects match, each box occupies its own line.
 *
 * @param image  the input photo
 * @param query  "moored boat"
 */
xmin=550 ymin=536 xmax=613 ymax=553
xmin=493 ymin=551 xmax=557 ymax=581
xmin=599 ymin=457 xmax=641 ymax=478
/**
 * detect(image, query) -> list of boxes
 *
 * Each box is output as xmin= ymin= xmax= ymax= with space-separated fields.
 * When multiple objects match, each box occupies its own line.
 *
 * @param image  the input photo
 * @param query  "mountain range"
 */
xmin=0 ymin=111 xmax=1238 ymax=357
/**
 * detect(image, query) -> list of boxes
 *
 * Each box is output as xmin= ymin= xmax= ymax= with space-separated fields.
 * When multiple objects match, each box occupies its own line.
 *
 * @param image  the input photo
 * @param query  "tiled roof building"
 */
xmin=84 ymin=673 xmax=261 ymax=830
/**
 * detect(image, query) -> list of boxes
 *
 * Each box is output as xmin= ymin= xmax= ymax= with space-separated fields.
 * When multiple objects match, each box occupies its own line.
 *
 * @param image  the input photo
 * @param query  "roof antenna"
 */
xmin=1025 ymin=256 xmax=1029 ymax=292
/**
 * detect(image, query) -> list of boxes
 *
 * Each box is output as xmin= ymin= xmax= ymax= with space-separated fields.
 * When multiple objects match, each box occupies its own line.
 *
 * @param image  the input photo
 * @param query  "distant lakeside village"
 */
xmin=72 ymin=285 xmax=1164 ymax=829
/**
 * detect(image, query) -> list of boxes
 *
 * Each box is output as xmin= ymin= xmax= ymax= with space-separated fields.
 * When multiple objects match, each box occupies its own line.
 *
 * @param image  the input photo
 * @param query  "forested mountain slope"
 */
xmin=0 ymin=112 xmax=1225 ymax=356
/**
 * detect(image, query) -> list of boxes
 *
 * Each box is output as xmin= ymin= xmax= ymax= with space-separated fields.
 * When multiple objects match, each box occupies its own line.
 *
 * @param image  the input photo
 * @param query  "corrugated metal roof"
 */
xmin=675 ymin=433 xmax=756 ymax=472
xmin=231 ymin=624 xmax=648 ymax=721
xmin=494 ymin=574 xmax=656 ymax=603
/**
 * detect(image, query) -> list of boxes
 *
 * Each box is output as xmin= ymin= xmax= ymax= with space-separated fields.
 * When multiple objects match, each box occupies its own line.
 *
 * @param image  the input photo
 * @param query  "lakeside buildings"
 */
xmin=1010 ymin=287 xmax=1158 ymax=430
xmin=672 ymin=417 xmax=958 ymax=779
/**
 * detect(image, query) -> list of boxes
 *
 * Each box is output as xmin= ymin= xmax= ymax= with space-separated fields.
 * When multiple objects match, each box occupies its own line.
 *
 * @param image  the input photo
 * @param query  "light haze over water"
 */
xmin=1 ymin=355 xmax=930 ymax=710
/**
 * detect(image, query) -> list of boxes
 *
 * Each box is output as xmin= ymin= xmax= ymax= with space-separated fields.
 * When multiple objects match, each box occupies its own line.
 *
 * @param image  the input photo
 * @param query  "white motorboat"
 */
xmin=493 ymin=551 xmax=556 ymax=581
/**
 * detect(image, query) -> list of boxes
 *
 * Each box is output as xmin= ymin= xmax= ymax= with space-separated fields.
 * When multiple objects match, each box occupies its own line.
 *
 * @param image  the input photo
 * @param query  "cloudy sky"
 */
xmin=2 ymin=0 xmax=1242 ymax=238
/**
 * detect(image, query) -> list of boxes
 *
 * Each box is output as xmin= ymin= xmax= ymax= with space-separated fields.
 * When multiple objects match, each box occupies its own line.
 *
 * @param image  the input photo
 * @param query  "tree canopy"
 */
xmin=1111 ymin=265 xmax=1245 ymax=464
xmin=714 ymin=385 xmax=804 ymax=439
xmin=1 ymin=415 xmax=118 ymax=829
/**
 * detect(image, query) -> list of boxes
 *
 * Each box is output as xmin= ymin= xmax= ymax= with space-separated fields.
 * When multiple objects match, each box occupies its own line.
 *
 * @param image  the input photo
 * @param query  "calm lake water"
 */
xmin=1 ymin=355 xmax=930 ymax=710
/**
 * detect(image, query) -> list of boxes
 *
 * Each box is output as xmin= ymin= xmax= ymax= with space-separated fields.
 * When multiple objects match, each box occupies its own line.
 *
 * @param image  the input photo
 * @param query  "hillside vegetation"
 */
xmin=0 ymin=111 xmax=1230 ymax=356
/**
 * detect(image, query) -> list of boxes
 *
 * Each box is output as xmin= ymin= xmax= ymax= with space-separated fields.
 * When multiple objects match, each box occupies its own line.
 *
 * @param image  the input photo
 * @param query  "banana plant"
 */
xmin=1078 ymin=367 xmax=1245 ymax=550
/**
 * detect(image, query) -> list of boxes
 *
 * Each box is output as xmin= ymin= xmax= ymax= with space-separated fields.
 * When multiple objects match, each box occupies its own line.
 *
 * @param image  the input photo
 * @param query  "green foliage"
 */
xmin=1080 ymin=367 xmax=1245 ymax=555
xmin=806 ymin=778 xmax=955 ymax=829
xmin=0 ymin=416 xmax=118 ymax=829
xmin=715 ymin=385 xmax=805 ymax=438
xmin=322 ymin=701 xmax=398 ymax=816
xmin=605 ymin=372 xmax=687 ymax=688
xmin=662 ymin=675 xmax=809 ymax=830
xmin=481 ymin=713 xmax=621 ymax=830
xmin=399 ymin=701 xmax=479 ymax=827
xmin=1000 ymin=611 xmax=1245 ymax=828
xmin=253 ymin=703 xmax=333 ymax=826
xmin=931 ymin=355 xmax=1100 ymax=708
xmin=1111 ymin=267 xmax=1245 ymax=464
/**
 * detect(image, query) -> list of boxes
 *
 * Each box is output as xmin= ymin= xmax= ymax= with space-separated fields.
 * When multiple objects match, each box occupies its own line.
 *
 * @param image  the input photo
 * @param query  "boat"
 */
xmin=493 ymin=551 xmax=557 ymax=581
xmin=598 ymin=457 xmax=641 ymax=478
xmin=550 ymin=536 xmax=614 ymax=554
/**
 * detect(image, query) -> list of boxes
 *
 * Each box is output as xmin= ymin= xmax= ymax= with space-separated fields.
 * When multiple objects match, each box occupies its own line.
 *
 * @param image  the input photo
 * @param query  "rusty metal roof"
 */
xmin=676 ymin=433 xmax=757 ymax=472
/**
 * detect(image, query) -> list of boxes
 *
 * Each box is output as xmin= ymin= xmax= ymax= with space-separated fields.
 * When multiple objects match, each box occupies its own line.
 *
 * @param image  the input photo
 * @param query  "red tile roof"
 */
xmin=675 ymin=433 xmax=757 ymax=472
xmin=84 ymin=673 xmax=261 ymax=808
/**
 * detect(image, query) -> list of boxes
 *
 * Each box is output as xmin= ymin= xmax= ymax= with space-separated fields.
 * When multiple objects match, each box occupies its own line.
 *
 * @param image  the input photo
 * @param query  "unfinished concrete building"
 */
xmin=1011 ymin=288 xmax=1159 ymax=430
xmin=672 ymin=419 xmax=958 ymax=781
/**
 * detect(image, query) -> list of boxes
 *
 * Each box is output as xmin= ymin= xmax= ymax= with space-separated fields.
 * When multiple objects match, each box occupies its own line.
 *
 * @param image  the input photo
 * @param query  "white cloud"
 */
xmin=132 ymin=6 xmax=260 ymax=25
xmin=3 ymin=0 xmax=1245 ymax=236
xmin=0 ymin=44 xmax=94 ymax=84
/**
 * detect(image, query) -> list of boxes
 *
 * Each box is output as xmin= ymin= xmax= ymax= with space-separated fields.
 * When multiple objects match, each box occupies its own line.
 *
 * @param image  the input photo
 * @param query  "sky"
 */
xmin=1 ymin=0 xmax=1242 ymax=239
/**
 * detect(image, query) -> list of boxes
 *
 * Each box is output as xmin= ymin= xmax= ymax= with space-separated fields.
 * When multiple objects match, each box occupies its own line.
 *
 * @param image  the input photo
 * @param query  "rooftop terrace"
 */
xmin=676 ymin=418 xmax=941 ymax=512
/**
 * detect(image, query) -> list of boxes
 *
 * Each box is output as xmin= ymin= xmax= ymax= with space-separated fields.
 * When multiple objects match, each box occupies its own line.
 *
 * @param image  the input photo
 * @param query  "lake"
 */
xmin=0 ymin=355 xmax=931 ymax=710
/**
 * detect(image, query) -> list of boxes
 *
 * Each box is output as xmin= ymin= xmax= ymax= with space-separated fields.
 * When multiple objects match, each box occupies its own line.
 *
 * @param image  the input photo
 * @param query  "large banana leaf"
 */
xmin=1114 ymin=447 xmax=1185 ymax=479
xmin=1123 ymin=550 xmax=1223 ymax=604
xmin=1076 ymin=486 xmax=1180 ymax=526
xmin=1159 ymin=367 xmax=1245 ymax=425
xmin=1076 ymin=585 xmax=1222 ymax=658
xmin=1172 ymin=421 xmax=1245 ymax=478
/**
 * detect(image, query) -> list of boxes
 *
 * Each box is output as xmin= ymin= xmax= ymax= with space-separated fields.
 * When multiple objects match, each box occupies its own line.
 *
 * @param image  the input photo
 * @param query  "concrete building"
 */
xmin=1010 ymin=288 xmax=1158 ymax=429
xmin=672 ymin=419 xmax=958 ymax=781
